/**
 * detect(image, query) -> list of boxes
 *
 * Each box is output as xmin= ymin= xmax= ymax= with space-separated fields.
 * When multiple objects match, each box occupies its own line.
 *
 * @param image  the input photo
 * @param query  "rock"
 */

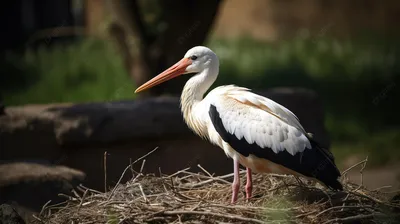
xmin=0 ymin=204 xmax=25 ymax=224
xmin=0 ymin=162 xmax=85 ymax=188
xmin=390 ymin=193 xmax=400 ymax=214
xmin=0 ymin=87 xmax=329 ymax=211
xmin=0 ymin=88 xmax=329 ymax=148
xmin=0 ymin=163 xmax=85 ymax=212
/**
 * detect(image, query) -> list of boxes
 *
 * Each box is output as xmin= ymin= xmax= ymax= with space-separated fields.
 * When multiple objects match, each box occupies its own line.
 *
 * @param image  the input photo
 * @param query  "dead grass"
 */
xmin=32 ymin=151 xmax=400 ymax=224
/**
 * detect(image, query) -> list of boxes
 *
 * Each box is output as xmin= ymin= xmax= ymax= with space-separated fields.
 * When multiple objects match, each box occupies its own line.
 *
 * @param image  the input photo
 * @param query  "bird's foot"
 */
xmin=231 ymin=197 xmax=237 ymax=204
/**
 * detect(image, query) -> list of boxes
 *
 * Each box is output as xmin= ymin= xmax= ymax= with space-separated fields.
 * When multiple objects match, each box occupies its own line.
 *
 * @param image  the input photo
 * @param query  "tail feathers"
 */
xmin=328 ymin=179 xmax=343 ymax=191
xmin=309 ymin=140 xmax=343 ymax=191
xmin=313 ymin=167 xmax=343 ymax=191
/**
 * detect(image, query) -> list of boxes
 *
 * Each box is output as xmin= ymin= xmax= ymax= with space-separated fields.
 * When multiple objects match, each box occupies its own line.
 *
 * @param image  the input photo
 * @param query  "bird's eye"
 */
xmin=190 ymin=55 xmax=198 ymax=60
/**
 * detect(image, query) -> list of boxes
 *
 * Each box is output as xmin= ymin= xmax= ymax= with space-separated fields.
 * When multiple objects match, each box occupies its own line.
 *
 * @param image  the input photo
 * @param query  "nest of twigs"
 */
xmin=33 ymin=150 xmax=400 ymax=224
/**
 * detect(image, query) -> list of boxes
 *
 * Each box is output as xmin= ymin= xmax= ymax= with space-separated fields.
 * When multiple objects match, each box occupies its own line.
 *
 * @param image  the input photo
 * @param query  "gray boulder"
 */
xmin=0 ymin=204 xmax=25 ymax=224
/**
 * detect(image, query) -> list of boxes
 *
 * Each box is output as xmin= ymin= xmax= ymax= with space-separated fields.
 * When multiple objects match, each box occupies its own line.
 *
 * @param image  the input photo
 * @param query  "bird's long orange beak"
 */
xmin=134 ymin=58 xmax=192 ymax=93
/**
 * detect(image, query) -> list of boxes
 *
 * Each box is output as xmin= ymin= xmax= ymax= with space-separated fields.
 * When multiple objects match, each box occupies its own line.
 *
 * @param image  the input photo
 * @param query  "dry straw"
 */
xmin=33 ymin=149 xmax=400 ymax=224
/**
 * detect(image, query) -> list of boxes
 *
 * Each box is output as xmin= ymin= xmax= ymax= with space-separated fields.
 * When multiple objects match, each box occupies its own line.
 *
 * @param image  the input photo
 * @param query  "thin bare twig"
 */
xmin=104 ymin=151 xmax=108 ymax=192
xmin=207 ymin=203 xmax=299 ymax=211
xmin=190 ymin=170 xmax=246 ymax=187
xmin=166 ymin=167 xmax=191 ymax=178
xmin=158 ymin=167 xmax=163 ymax=177
xmin=355 ymin=156 xmax=368 ymax=191
xmin=57 ymin=193 xmax=75 ymax=200
xmin=39 ymin=200 xmax=52 ymax=217
xmin=322 ymin=213 xmax=387 ymax=224
xmin=140 ymin=159 xmax=146 ymax=173
xmin=161 ymin=210 xmax=265 ymax=224
xmin=71 ymin=189 xmax=82 ymax=200
xmin=79 ymin=184 xmax=103 ymax=194
xmin=129 ymin=158 xmax=135 ymax=177
xmin=32 ymin=214 xmax=45 ymax=223
xmin=372 ymin=185 xmax=393 ymax=192
xmin=315 ymin=205 xmax=374 ymax=218
xmin=108 ymin=147 xmax=159 ymax=200
xmin=340 ymin=193 xmax=350 ymax=211
xmin=138 ymin=184 xmax=149 ymax=203
xmin=197 ymin=164 xmax=214 ymax=177
xmin=341 ymin=157 xmax=368 ymax=176
xmin=78 ymin=189 xmax=89 ymax=211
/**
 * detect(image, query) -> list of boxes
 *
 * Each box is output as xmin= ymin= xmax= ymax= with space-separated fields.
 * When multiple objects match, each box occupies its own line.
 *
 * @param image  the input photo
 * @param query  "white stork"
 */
xmin=135 ymin=46 xmax=343 ymax=203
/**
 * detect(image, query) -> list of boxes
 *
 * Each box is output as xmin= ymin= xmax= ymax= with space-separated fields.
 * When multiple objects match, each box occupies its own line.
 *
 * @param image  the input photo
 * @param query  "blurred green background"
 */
xmin=2 ymin=35 xmax=399 ymax=168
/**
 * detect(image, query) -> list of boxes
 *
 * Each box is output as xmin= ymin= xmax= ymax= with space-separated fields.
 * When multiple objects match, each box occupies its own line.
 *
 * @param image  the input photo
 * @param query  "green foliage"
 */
xmin=106 ymin=209 xmax=119 ymax=224
xmin=1 ymin=38 xmax=134 ymax=105
xmin=261 ymin=195 xmax=294 ymax=223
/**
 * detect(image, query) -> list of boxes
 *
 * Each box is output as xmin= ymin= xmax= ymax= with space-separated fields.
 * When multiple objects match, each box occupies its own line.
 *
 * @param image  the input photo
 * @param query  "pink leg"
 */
xmin=245 ymin=168 xmax=253 ymax=201
xmin=231 ymin=159 xmax=240 ymax=204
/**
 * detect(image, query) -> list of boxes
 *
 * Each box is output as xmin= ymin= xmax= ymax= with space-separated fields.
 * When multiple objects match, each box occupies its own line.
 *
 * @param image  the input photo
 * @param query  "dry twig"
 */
xmin=107 ymin=147 xmax=159 ymax=200
xmin=34 ymin=153 xmax=399 ymax=224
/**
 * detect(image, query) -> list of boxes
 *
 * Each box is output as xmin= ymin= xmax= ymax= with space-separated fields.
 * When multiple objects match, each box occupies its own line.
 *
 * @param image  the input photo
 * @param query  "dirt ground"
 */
xmin=345 ymin=165 xmax=400 ymax=194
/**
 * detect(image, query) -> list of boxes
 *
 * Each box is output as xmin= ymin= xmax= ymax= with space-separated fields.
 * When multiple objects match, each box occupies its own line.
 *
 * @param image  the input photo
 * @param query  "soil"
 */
xmin=346 ymin=165 xmax=400 ymax=193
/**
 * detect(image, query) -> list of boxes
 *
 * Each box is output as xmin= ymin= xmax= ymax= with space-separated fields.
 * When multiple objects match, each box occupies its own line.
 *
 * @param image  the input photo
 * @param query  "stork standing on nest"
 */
xmin=135 ymin=46 xmax=343 ymax=203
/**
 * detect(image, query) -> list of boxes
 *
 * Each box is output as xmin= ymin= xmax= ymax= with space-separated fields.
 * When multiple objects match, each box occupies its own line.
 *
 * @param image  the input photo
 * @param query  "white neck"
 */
xmin=180 ymin=62 xmax=219 ymax=136
xmin=183 ymin=69 xmax=217 ymax=99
